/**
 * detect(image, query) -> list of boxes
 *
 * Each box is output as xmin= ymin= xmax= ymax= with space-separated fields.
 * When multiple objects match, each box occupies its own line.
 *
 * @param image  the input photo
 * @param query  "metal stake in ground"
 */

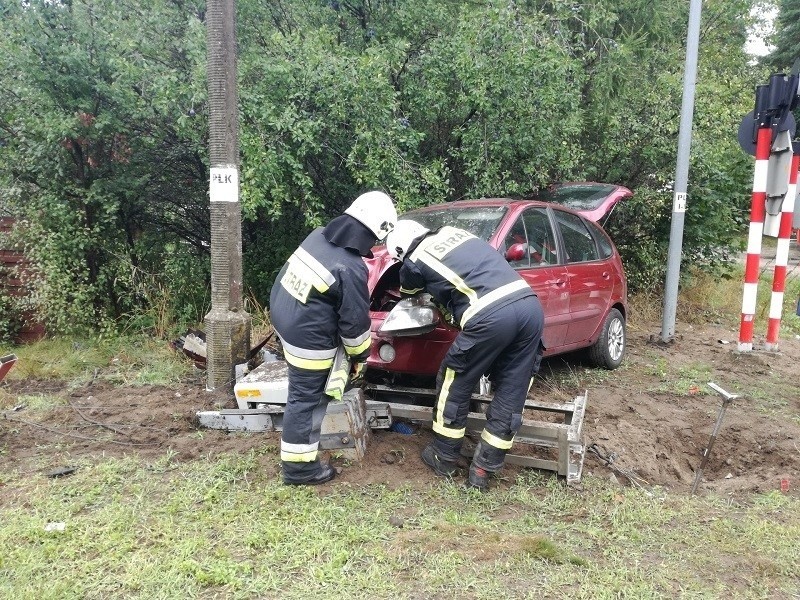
xmin=691 ymin=382 xmax=740 ymax=495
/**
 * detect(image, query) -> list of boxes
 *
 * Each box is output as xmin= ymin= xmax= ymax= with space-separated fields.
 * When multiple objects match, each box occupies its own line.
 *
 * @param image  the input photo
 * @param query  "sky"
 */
xmin=744 ymin=4 xmax=777 ymax=58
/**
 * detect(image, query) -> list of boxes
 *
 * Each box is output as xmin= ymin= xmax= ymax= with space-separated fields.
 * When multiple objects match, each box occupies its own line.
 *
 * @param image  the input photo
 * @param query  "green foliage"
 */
xmin=597 ymin=0 xmax=759 ymax=289
xmin=767 ymin=0 xmax=800 ymax=70
xmin=0 ymin=0 xmax=209 ymax=336
xmin=0 ymin=228 xmax=29 ymax=342
xmin=0 ymin=0 xmax=766 ymax=319
xmin=604 ymin=189 xmax=670 ymax=293
xmin=116 ymin=240 xmax=212 ymax=338
xmin=0 ymin=290 xmax=22 ymax=344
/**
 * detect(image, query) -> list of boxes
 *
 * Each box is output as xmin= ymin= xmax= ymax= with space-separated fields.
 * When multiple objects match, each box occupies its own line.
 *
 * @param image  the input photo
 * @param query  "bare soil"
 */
xmin=1 ymin=319 xmax=798 ymax=498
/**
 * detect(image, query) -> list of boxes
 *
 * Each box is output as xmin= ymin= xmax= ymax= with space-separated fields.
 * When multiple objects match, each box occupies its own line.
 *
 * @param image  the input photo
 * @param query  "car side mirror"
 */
xmin=505 ymin=243 xmax=527 ymax=262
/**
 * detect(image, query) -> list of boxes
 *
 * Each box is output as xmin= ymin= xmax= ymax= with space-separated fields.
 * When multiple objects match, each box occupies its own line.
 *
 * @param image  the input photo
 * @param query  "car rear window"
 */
xmin=536 ymin=184 xmax=617 ymax=211
xmin=401 ymin=206 xmax=507 ymax=241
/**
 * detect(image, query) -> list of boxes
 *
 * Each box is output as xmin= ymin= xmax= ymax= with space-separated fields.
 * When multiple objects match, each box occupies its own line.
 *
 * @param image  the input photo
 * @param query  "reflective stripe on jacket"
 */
xmin=400 ymin=226 xmax=534 ymax=328
xmin=270 ymin=228 xmax=372 ymax=369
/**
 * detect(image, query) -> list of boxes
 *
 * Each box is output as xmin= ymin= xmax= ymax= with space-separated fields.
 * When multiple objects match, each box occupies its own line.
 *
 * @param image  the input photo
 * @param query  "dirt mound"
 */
xmin=581 ymin=320 xmax=800 ymax=495
xmin=1 ymin=320 xmax=798 ymax=497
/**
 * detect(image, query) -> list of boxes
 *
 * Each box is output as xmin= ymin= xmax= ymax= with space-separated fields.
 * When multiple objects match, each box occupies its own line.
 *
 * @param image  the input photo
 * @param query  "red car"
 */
xmin=364 ymin=183 xmax=632 ymax=384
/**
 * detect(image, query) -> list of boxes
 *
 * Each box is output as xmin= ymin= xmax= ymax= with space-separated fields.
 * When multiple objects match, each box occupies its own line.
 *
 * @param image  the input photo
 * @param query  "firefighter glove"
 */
xmin=350 ymin=360 xmax=367 ymax=387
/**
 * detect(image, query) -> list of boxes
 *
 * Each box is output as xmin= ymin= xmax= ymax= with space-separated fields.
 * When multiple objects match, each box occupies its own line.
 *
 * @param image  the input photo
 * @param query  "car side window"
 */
xmin=586 ymin=219 xmax=613 ymax=259
xmin=523 ymin=208 xmax=558 ymax=265
xmin=554 ymin=210 xmax=599 ymax=263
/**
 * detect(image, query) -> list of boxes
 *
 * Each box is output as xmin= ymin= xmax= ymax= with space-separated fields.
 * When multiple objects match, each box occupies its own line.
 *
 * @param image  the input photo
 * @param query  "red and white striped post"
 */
xmin=765 ymin=149 xmax=800 ymax=350
xmin=738 ymin=126 xmax=773 ymax=352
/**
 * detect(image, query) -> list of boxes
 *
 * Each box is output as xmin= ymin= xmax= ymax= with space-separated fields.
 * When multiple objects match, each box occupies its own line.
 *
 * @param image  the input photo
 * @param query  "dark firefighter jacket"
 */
xmin=399 ymin=226 xmax=535 ymax=329
xmin=269 ymin=222 xmax=373 ymax=370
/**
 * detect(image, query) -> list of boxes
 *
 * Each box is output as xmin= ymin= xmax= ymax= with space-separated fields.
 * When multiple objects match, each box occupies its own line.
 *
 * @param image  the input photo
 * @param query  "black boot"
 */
xmin=283 ymin=462 xmax=337 ymax=486
xmin=421 ymin=444 xmax=459 ymax=478
xmin=468 ymin=463 xmax=491 ymax=491
xmin=468 ymin=440 xmax=506 ymax=491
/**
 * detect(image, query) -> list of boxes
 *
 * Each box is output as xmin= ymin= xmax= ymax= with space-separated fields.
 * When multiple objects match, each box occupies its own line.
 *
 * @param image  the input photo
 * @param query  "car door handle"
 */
xmin=555 ymin=278 xmax=567 ymax=287
xmin=602 ymin=272 xmax=610 ymax=280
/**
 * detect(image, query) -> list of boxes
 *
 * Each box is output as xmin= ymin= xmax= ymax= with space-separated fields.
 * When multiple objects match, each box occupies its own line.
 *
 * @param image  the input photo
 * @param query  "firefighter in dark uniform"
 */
xmin=270 ymin=191 xmax=397 ymax=485
xmin=385 ymin=219 xmax=545 ymax=490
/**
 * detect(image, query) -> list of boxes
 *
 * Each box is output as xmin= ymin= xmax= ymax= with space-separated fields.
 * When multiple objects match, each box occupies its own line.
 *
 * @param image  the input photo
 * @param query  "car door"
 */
xmin=552 ymin=208 xmax=613 ymax=345
xmin=499 ymin=207 xmax=570 ymax=350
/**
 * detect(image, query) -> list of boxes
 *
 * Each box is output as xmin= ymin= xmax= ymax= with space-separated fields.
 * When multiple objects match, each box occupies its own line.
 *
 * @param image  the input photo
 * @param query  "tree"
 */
xmin=237 ymin=0 xmax=762 ymax=295
xmin=0 ymin=0 xmax=768 ymax=330
xmin=767 ymin=0 xmax=800 ymax=69
xmin=0 ymin=0 xmax=210 ymax=334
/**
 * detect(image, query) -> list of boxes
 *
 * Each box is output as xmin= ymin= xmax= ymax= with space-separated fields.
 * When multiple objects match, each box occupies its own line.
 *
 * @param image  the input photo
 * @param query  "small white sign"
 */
xmin=210 ymin=167 xmax=239 ymax=203
xmin=673 ymin=192 xmax=687 ymax=213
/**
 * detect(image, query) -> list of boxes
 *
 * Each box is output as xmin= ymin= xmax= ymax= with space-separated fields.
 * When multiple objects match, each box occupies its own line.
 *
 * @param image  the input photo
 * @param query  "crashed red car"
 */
xmin=363 ymin=183 xmax=632 ymax=385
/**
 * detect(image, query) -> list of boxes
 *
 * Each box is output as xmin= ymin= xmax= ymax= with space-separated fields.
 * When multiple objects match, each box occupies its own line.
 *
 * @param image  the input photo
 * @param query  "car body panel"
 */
xmin=564 ymin=260 xmax=614 ymax=344
xmin=515 ymin=264 xmax=570 ymax=349
xmin=535 ymin=182 xmax=633 ymax=224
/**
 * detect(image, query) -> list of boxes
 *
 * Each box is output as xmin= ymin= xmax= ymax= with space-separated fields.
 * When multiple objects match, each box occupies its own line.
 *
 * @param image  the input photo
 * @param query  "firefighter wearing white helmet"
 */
xmin=386 ymin=219 xmax=430 ymax=261
xmin=270 ymin=191 xmax=397 ymax=486
xmin=345 ymin=190 xmax=396 ymax=240
xmin=387 ymin=219 xmax=545 ymax=491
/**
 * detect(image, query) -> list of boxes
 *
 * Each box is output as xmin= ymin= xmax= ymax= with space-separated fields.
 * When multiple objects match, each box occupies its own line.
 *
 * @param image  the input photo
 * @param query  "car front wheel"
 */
xmin=588 ymin=308 xmax=625 ymax=369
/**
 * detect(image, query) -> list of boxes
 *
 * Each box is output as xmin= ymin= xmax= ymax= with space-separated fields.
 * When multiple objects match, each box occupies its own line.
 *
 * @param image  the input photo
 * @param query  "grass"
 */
xmin=2 ymin=272 xmax=800 ymax=597
xmin=626 ymin=265 xmax=800 ymax=404
xmin=675 ymin=265 xmax=800 ymax=336
xmin=646 ymin=359 xmax=715 ymax=396
xmin=0 ymin=456 xmax=797 ymax=599
xmin=0 ymin=335 xmax=192 ymax=387
xmin=0 ymin=392 xmax=66 ymax=411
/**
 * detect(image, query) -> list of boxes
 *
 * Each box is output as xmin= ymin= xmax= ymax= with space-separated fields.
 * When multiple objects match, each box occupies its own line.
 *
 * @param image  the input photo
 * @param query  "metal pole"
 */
xmin=691 ymin=382 xmax=739 ymax=495
xmin=204 ymin=0 xmax=251 ymax=391
xmin=738 ymin=126 xmax=773 ymax=351
xmin=765 ymin=146 xmax=800 ymax=349
xmin=661 ymin=0 xmax=703 ymax=342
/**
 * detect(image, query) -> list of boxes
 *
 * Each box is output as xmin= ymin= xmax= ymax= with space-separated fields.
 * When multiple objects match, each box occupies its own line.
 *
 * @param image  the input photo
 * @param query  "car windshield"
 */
xmin=536 ymin=184 xmax=617 ymax=211
xmin=401 ymin=205 xmax=507 ymax=241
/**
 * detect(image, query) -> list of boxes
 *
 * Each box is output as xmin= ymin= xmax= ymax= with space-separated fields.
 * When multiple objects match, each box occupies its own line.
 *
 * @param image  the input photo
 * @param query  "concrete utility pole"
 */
xmin=204 ymin=0 xmax=251 ymax=391
xmin=661 ymin=0 xmax=703 ymax=342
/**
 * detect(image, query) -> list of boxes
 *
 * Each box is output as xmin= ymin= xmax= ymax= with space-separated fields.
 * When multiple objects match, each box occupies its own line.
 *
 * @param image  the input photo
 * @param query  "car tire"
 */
xmin=588 ymin=308 xmax=625 ymax=369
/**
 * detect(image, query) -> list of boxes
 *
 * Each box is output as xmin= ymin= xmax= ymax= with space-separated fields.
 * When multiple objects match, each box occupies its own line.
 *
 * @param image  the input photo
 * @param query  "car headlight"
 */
xmin=378 ymin=296 xmax=441 ymax=337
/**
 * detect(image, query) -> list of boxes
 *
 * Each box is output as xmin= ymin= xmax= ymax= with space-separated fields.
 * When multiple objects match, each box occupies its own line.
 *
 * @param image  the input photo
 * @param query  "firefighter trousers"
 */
xmin=280 ymin=364 xmax=331 ymax=480
xmin=431 ymin=295 xmax=544 ymax=465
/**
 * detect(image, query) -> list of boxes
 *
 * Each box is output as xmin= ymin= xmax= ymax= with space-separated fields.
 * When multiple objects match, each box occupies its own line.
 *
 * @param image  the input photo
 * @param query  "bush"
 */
xmin=605 ymin=188 xmax=671 ymax=293
xmin=0 ymin=291 xmax=22 ymax=344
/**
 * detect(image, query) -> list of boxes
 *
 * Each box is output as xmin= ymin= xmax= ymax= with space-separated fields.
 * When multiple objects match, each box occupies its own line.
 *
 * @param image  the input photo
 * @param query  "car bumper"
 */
xmin=366 ymin=313 xmax=456 ymax=376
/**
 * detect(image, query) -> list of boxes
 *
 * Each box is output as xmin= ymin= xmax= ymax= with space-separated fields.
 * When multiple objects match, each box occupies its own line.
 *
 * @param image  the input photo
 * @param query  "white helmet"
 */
xmin=344 ymin=191 xmax=397 ymax=240
xmin=386 ymin=219 xmax=430 ymax=261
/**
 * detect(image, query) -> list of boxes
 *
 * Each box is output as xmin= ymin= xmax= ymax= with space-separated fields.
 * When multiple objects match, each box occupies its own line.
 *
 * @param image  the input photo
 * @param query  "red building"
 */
xmin=0 ymin=216 xmax=45 ymax=343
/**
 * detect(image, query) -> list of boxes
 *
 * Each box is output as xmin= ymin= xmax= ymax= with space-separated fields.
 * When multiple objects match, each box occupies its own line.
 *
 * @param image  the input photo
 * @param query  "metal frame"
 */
xmin=197 ymin=390 xmax=390 ymax=461
xmin=200 ymin=360 xmax=589 ymax=483
xmin=365 ymin=385 xmax=588 ymax=483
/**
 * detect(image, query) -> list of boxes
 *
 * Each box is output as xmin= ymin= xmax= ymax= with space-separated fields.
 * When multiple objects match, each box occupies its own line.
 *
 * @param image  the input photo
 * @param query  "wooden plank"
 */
xmin=382 ymin=402 xmax=571 ymax=445
xmin=219 ymin=406 xmax=285 ymax=415
xmin=367 ymin=391 xmax=588 ymax=483
xmin=557 ymin=428 xmax=569 ymax=477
